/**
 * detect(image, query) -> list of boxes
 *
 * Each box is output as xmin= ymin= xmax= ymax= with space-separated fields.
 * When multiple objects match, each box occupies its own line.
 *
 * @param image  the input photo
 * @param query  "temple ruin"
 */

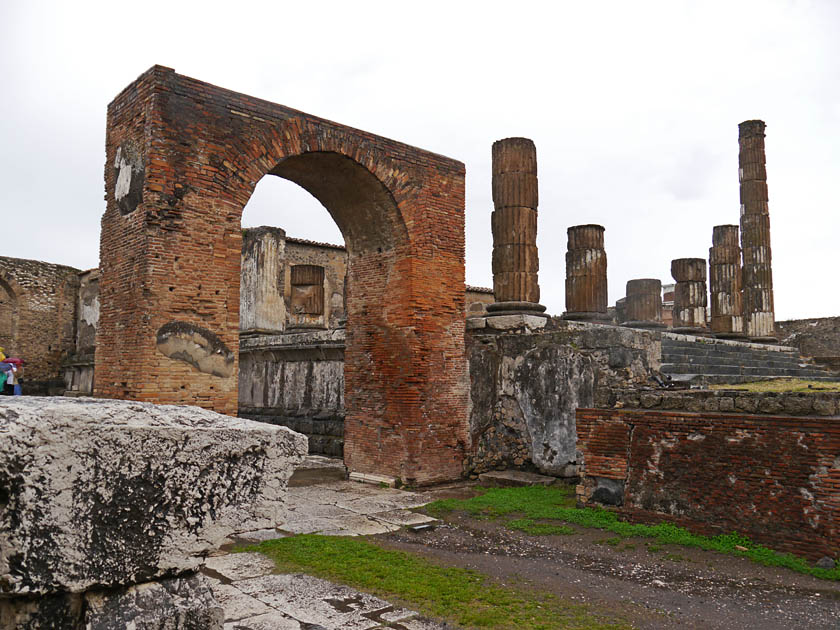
xmin=2 ymin=69 xmax=838 ymax=576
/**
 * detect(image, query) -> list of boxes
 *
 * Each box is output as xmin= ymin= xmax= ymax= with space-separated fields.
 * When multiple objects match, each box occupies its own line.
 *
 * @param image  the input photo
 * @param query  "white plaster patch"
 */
xmin=115 ymin=154 xmax=133 ymax=201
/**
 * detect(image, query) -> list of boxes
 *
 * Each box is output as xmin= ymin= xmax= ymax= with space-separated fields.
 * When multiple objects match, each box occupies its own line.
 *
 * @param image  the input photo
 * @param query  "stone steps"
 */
xmin=660 ymin=335 xmax=840 ymax=384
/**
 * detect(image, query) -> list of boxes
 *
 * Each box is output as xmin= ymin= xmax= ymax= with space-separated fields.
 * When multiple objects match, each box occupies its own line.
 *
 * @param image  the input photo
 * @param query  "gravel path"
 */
xmin=378 ymin=511 xmax=840 ymax=629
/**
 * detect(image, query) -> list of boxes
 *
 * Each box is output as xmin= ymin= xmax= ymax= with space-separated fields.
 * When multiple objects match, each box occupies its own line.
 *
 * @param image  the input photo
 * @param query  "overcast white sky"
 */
xmin=2 ymin=0 xmax=838 ymax=320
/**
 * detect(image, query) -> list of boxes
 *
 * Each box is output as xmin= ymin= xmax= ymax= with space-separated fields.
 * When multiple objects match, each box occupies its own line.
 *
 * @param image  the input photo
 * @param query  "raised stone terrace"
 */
xmin=660 ymin=332 xmax=839 ymax=385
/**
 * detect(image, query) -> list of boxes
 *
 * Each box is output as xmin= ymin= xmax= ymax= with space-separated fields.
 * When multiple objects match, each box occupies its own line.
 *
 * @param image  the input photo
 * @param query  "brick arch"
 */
xmin=96 ymin=66 xmax=469 ymax=484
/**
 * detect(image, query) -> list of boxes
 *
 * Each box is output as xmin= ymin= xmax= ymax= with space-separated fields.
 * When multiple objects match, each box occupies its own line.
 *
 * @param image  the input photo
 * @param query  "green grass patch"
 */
xmin=247 ymin=535 xmax=629 ymax=629
xmin=425 ymin=485 xmax=840 ymax=581
xmin=710 ymin=378 xmax=840 ymax=393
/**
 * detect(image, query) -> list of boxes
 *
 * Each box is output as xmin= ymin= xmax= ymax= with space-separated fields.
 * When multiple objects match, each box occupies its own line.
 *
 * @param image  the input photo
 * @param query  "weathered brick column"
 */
xmin=488 ymin=137 xmax=546 ymax=316
xmin=670 ymin=258 xmax=708 ymax=334
xmin=622 ymin=279 xmax=665 ymax=329
xmin=563 ymin=224 xmax=609 ymax=321
xmin=739 ymin=120 xmax=777 ymax=342
xmin=709 ymin=225 xmax=745 ymax=338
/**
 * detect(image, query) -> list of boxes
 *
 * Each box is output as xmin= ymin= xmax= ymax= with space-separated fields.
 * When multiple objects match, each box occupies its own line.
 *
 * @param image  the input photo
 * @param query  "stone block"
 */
xmin=84 ymin=574 xmax=223 ymax=630
xmin=0 ymin=397 xmax=307 ymax=596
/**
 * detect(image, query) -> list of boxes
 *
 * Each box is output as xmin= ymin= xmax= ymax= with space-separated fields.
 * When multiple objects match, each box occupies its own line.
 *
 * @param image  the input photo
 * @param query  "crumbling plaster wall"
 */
xmin=466 ymin=317 xmax=660 ymax=475
xmin=0 ymin=255 xmax=80 ymax=393
xmin=239 ymin=329 xmax=345 ymax=456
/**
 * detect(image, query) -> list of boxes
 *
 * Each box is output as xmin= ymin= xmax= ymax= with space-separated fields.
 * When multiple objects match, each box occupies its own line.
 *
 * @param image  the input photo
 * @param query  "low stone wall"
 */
xmin=576 ymin=406 xmax=840 ymax=562
xmin=467 ymin=317 xmax=660 ymax=475
xmin=608 ymin=387 xmax=840 ymax=416
xmin=239 ymin=329 xmax=345 ymax=456
xmin=0 ymin=397 xmax=307 ymax=629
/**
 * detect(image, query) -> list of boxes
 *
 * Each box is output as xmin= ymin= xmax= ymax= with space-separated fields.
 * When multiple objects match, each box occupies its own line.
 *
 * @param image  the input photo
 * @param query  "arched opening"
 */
xmin=0 ymin=277 xmax=18 ymax=356
xmin=237 ymin=153 xmax=407 ymax=460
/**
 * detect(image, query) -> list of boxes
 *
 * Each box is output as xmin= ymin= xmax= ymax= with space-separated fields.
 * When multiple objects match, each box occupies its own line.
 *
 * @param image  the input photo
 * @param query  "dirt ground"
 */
xmin=374 ymin=485 xmax=840 ymax=630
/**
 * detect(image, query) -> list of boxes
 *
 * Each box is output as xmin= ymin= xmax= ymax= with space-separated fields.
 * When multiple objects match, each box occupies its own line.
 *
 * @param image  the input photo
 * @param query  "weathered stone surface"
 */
xmin=0 ymin=592 xmax=83 ymax=630
xmin=0 ymin=397 xmax=307 ymax=596
xmin=469 ymin=335 xmax=594 ymax=475
xmin=204 ymin=554 xmax=277 ymax=584
xmin=234 ymin=574 xmax=416 ymax=629
xmin=239 ymin=329 xmax=346 ymax=457
xmin=84 ymin=574 xmax=223 ymax=630
xmin=468 ymin=320 xmax=660 ymax=475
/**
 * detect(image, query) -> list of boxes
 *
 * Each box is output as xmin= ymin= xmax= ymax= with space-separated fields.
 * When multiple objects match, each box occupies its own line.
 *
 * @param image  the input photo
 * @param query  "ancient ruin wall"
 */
xmin=97 ymin=66 xmax=469 ymax=484
xmin=467 ymin=318 xmax=660 ymax=474
xmin=239 ymin=330 xmax=346 ymax=456
xmin=577 ymin=407 xmax=840 ymax=561
xmin=777 ymin=317 xmax=840 ymax=360
xmin=0 ymin=256 xmax=79 ymax=392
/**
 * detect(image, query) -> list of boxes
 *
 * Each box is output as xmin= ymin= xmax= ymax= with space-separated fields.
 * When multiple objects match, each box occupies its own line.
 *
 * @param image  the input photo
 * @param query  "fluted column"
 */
xmin=488 ymin=137 xmax=546 ymax=315
xmin=739 ymin=120 xmax=777 ymax=341
xmin=563 ymin=224 xmax=609 ymax=321
xmin=623 ymin=279 xmax=665 ymax=329
xmin=670 ymin=258 xmax=708 ymax=334
xmin=709 ymin=225 xmax=745 ymax=338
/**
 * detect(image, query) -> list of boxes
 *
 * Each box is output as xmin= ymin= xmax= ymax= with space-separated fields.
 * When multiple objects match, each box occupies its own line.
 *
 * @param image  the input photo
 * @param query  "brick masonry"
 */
xmin=577 ymin=407 xmax=840 ymax=561
xmin=97 ymin=66 xmax=469 ymax=484
xmin=0 ymin=256 xmax=80 ymax=393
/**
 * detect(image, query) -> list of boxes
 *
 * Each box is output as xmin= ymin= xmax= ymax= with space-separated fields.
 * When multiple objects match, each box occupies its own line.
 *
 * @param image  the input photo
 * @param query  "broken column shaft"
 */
xmin=623 ymin=279 xmax=665 ymax=329
xmin=563 ymin=224 xmax=609 ymax=321
xmin=709 ymin=225 xmax=744 ymax=338
xmin=488 ymin=137 xmax=546 ymax=315
xmin=739 ymin=120 xmax=776 ymax=341
xmin=670 ymin=258 xmax=708 ymax=333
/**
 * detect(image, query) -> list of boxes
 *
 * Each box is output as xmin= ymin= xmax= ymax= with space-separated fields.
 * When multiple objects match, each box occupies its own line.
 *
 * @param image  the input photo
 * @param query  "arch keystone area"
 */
xmin=96 ymin=66 xmax=469 ymax=484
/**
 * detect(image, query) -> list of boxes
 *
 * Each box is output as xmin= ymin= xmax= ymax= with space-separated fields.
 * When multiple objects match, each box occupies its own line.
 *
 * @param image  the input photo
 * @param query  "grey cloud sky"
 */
xmin=2 ymin=0 xmax=838 ymax=319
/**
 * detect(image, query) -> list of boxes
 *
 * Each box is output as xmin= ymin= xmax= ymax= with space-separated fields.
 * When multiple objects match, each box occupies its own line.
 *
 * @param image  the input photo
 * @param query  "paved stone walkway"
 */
xmin=203 ymin=552 xmax=445 ymax=630
xmin=205 ymin=465 xmax=449 ymax=629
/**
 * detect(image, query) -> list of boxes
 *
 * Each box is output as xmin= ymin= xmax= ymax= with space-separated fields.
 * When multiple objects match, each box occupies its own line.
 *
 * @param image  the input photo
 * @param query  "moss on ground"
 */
xmin=248 ymin=535 xmax=630 ymax=629
xmin=425 ymin=485 xmax=840 ymax=581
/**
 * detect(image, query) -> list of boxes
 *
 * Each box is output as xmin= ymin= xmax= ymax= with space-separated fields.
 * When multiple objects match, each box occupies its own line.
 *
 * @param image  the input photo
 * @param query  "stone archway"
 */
xmin=96 ymin=66 xmax=469 ymax=484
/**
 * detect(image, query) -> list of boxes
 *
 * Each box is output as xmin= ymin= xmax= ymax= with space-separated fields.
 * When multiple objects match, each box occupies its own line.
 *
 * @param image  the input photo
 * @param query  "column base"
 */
xmin=562 ymin=311 xmax=612 ymax=322
xmin=621 ymin=321 xmax=667 ymax=330
xmin=486 ymin=301 xmax=549 ymax=317
xmin=749 ymin=336 xmax=779 ymax=345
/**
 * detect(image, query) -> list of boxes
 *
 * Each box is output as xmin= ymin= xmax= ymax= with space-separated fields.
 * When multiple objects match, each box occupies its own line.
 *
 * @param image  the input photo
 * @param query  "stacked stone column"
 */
xmin=709 ymin=225 xmax=745 ymax=338
xmin=563 ymin=224 xmax=609 ymax=321
xmin=739 ymin=120 xmax=776 ymax=341
xmin=488 ymin=137 xmax=546 ymax=315
xmin=670 ymin=258 xmax=708 ymax=334
xmin=622 ymin=279 xmax=665 ymax=329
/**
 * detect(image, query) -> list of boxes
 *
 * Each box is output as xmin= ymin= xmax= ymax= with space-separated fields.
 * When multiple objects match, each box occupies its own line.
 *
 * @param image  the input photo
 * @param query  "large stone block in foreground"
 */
xmin=0 ymin=397 xmax=307 ymax=597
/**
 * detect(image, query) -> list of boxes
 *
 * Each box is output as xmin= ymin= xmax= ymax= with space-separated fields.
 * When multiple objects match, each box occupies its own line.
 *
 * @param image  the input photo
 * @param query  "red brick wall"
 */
xmin=577 ymin=408 xmax=840 ymax=560
xmin=96 ymin=66 xmax=469 ymax=484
